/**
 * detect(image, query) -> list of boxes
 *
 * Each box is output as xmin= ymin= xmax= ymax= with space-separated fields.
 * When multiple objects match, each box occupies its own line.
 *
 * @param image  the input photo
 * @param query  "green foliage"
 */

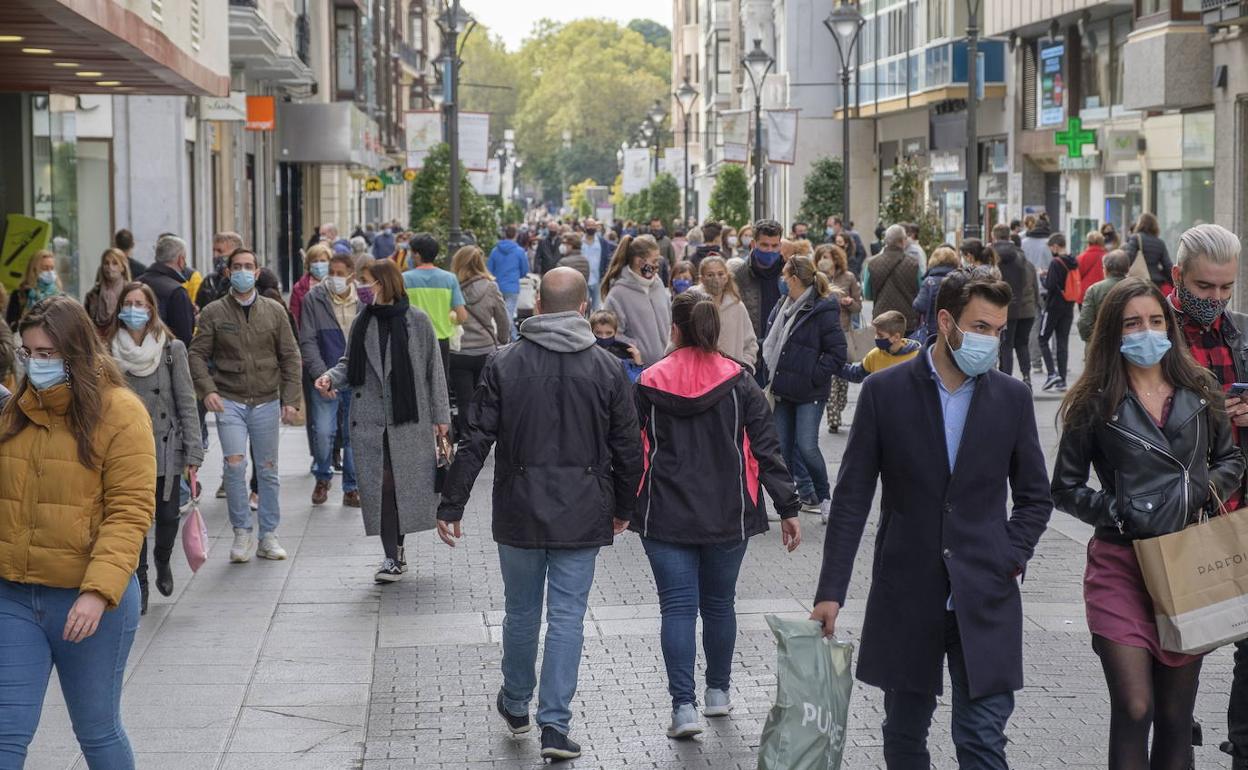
xmin=458 ymin=30 xmax=520 ymax=147
xmin=797 ymin=157 xmax=843 ymax=230
xmin=627 ymin=19 xmax=671 ymax=50
xmin=879 ymin=159 xmax=944 ymax=255
xmin=502 ymin=201 xmax=525 ymax=226
xmin=408 ymin=144 xmax=499 ymax=258
xmin=645 ymin=174 xmax=681 ymax=225
xmin=708 ymin=164 xmax=751 ymax=228
xmin=569 ymin=178 xmax=599 ymax=218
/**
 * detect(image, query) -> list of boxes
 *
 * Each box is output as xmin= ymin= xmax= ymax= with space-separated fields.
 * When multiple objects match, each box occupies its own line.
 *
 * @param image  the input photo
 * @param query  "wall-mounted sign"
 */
xmin=1106 ymin=131 xmax=1139 ymax=162
xmin=1037 ymin=41 xmax=1065 ymax=128
xmin=1055 ymin=116 xmax=1096 ymax=158
xmin=929 ymin=150 xmax=963 ymax=180
xmin=1058 ymin=154 xmax=1100 ymax=172
xmin=201 ymin=90 xmax=247 ymax=122
xmin=364 ymin=176 xmax=385 ymax=193
xmin=246 ymin=96 xmax=276 ymax=131
xmin=403 ymin=168 xmax=418 ymax=182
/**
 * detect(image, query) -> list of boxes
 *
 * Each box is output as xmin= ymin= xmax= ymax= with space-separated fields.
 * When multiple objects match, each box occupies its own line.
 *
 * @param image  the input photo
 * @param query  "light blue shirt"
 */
xmin=927 ymin=345 xmax=977 ymax=612
xmin=583 ymin=236 xmax=603 ymax=287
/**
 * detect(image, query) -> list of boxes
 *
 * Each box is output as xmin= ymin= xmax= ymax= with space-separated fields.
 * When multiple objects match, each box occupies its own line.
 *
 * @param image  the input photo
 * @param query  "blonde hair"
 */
xmin=783 ymin=255 xmax=832 ymax=298
xmin=304 ymin=243 xmax=333 ymax=272
xmin=928 ymin=246 xmax=959 ymax=270
xmin=814 ymin=243 xmax=847 ymax=276
xmin=95 ymin=248 xmax=132 ymax=285
xmin=697 ymin=255 xmax=741 ymax=302
xmin=450 ymin=245 xmax=493 ymax=283
xmin=1085 ymin=231 xmax=1105 ymax=247
xmin=600 ymin=234 xmax=659 ymax=301
xmin=21 ymin=249 xmax=59 ymax=292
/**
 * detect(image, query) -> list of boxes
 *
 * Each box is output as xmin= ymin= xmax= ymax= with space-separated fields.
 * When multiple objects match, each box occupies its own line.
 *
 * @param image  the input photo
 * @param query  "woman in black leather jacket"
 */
xmin=1052 ymin=277 xmax=1244 ymax=770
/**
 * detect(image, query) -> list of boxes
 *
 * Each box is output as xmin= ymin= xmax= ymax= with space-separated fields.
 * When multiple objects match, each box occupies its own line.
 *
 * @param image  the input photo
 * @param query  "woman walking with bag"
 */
xmin=1051 ymin=277 xmax=1243 ymax=770
xmin=1124 ymin=213 xmax=1174 ymax=293
xmin=316 ymin=259 xmax=451 ymax=584
xmin=634 ymin=292 xmax=801 ymax=739
xmin=0 ymin=296 xmax=156 ymax=767
xmin=109 ymin=282 xmax=203 ymax=613
xmin=449 ymin=246 xmax=510 ymax=438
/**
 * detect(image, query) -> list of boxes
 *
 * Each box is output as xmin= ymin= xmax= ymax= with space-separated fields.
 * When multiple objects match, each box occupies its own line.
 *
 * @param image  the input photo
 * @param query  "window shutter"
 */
xmin=1022 ymin=42 xmax=1037 ymax=131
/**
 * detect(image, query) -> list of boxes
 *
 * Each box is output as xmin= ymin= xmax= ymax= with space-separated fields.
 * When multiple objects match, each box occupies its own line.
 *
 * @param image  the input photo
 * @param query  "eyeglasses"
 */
xmin=16 ymin=347 xmax=58 ymax=363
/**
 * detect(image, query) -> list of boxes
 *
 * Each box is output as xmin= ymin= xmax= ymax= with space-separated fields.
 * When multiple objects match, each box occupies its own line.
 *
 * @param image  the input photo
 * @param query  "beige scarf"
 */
xmin=111 ymin=329 xmax=166 ymax=377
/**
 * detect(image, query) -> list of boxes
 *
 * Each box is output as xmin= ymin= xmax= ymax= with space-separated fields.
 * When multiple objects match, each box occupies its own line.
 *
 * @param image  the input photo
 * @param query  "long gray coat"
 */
xmin=326 ymin=307 xmax=451 ymax=536
xmin=122 ymin=338 xmax=204 ymax=501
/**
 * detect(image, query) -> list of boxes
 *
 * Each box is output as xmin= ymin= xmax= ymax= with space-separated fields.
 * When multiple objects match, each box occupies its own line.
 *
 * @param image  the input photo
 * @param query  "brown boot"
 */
xmin=312 ymin=479 xmax=330 ymax=505
xmin=342 ymin=490 xmax=361 ymax=508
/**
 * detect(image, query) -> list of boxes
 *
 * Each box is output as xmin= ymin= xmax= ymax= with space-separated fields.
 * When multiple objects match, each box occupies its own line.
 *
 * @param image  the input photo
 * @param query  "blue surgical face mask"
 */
xmin=26 ymin=358 xmax=67 ymax=390
xmin=1121 ymin=329 xmax=1172 ymax=368
xmin=752 ymin=249 xmax=781 ymax=268
xmin=38 ymin=270 xmax=57 ymax=287
xmin=230 ymin=269 xmax=256 ymax=293
xmin=119 ymin=306 xmax=150 ymax=331
xmin=309 ymin=261 xmax=329 ymax=279
xmin=825 ymin=228 xmax=837 ymax=238
xmin=672 ymin=278 xmax=693 ymax=294
xmin=948 ymin=324 xmax=1000 ymax=377
xmin=875 ymin=337 xmax=894 ymax=352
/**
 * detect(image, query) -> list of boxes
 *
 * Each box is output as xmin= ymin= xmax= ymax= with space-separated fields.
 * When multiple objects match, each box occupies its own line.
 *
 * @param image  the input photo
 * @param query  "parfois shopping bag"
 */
xmin=757 ymin=616 xmax=854 ymax=770
xmin=1134 ymin=506 xmax=1248 ymax=654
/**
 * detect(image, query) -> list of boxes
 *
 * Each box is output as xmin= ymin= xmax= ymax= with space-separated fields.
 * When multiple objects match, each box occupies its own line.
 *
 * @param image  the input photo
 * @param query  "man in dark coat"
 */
xmin=810 ymin=270 xmax=1052 ymax=769
xmin=138 ymin=234 xmax=196 ymax=346
xmin=437 ymin=267 xmax=642 ymax=762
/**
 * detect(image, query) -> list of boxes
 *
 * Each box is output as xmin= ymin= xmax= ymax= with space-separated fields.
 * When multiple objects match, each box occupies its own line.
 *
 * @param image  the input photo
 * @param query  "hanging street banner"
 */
xmin=404 ymin=110 xmax=442 ymax=170
xmin=662 ymin=147 xmax=686 ymax=180
xmin=765 ymin=109 xmax=799 ymax=165
xmin=721 ymin=110 xmax=750 ymax=164
xmin=622 ymin=148 xmax=653 ymax=194
xmin=458 ymin=112 xmax=491 ymax=171
xmin=469 ymin=158 xmax=502 ymax=196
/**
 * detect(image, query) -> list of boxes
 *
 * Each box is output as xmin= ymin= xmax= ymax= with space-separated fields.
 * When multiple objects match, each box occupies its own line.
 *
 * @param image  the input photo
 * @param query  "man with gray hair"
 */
xmin=437 ymin=267 xmax=641 ymax=761
xmin=138 ymin=233 xmax=196 ymax=345
xmin=1165 ymin=223 xmax=1248 ymax=766
xmin=863 ymin=224 xmax=921 ymax=336
xmin=1076 ymin=249 xmax=1129 ymax=343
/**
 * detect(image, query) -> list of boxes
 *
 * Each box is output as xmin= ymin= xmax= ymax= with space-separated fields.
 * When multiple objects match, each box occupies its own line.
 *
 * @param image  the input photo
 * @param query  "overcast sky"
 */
xmin=463 ymin=0 xmax=671 ymax=50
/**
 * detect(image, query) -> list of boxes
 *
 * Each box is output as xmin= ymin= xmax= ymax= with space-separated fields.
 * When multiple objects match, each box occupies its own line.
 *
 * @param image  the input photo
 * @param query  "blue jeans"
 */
xmin=773 ymin=398 xmax=830 ymax=501
xmin=502 ymin=292 xmax=520 ymax=341
xmin=311 ymin=390 xmax=357 ymax=491
xmin=217 ymin=398 xmax=281 ymax=536
xmin=881 ymin=612 xmax=1015 ymax=770
xmin=497 ymin=544 xmax=599 ymax=734
xmin=641 ymin=538 xmax=749 ymax=708
xmin=0 ymin=576 xmax=140 ymax=769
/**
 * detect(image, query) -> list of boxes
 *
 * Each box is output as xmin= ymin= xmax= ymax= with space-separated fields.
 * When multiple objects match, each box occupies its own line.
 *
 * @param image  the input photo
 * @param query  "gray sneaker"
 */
xmin=666 ymin=703 xmax=703 ymax=739
xmin=256 ymin=533 xmax=287 ymax=560
xmin=229 ymin=528 xmax=253 ymax=563
xmin=704 ymin=688 xmax=732 ymax=717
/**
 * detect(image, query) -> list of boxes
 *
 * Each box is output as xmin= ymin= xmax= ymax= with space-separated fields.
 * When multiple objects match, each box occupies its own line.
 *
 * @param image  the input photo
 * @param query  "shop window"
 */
xmin=1079 ymin=19 xmax=1112 ymax=111
xmin=1136 ymin=0 xmax=1199 ymax=26
xmin=1152 ymin=169 xmax=1214 ymax=249
xmin=335 ymin=7 xmax=359 ymax=101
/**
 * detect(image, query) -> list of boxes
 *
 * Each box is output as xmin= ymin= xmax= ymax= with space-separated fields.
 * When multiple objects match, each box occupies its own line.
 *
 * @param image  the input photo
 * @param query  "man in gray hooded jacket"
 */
xmin=436 ymin=267 xmax=642 ymax=762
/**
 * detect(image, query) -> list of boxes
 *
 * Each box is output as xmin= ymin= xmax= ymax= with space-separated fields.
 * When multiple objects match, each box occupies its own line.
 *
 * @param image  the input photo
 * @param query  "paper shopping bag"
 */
xmin=1134 ymin=507 xmax=1248 ymax=654
xmin=757 ymin=616 xmax=854 ymax=770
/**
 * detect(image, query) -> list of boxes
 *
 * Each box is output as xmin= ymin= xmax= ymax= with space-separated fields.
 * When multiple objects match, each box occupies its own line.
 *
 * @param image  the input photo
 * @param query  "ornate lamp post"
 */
xmin=673 ymin=79 xmax=698 ymax=222
xmin=742 ymin=39 xmax=775 ymax=222
xmin=824 ymin=2 xmax=865 ymax=229
xmin=436 ymin=0 xmax=477 ymax=250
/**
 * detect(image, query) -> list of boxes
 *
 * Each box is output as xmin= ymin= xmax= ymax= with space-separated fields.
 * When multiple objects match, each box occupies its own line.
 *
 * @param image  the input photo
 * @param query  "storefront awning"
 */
xmin=276 ymin=101 xmax=385 ymax=170
xmin=0 ymin=0 xmax=228 ymax=95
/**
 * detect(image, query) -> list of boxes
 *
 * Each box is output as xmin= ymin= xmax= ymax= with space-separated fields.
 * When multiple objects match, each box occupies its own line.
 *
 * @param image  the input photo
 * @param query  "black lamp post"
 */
xmin=824 ymin=2 xmax=865 ymax=230
xmin=964 ymin=0 xmax=983 ymax=239
xmin=742 ymin=39 xmax=775 ymax=222
xmin=648 ymin=100 xmax=666 ymax=179
xmin=436 ymin=0 xmax=477 ymax=252
xmin=674 ymin=79 xmax=698 ymax=223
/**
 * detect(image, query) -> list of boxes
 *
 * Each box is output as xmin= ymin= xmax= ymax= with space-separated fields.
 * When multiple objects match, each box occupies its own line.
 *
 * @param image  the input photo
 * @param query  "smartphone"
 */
xmin=1229 ymin=383 xmax=1248 ymax=397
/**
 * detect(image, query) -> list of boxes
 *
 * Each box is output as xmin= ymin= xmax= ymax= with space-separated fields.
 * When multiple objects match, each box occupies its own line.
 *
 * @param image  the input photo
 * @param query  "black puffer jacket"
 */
xmin=764 ymin=294 xmax=848 ymax=404
xmin=1051 ymin=387 xmax=1244 ymax=543
xmin=631 ymin=348 xmax=800 ymax=544
xmin=437 ymin=311 xmax=643 ymax=549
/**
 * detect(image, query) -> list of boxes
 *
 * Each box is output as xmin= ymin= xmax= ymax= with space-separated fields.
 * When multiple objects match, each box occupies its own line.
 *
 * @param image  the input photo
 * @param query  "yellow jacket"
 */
xmin=0 ymin=384 xmax=156 ymax=607
xmin=182 ymin=270 xmax=203 ymax=306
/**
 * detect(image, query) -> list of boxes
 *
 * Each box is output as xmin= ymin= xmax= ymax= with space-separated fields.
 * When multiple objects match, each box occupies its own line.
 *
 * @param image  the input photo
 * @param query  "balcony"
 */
xmin=1203 ymin=0 xmax=1248 ymax=26
xmin=230 ymin=0 xmax=316 ymax=89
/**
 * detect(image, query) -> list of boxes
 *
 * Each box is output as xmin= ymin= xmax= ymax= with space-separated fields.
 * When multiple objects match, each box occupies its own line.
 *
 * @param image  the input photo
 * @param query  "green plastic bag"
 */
xmin=757 ymin=616 xmax=854 ymax=770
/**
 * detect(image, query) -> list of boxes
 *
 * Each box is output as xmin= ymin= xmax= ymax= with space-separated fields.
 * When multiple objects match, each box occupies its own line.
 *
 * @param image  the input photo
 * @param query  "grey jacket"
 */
xmin=123 ymin=338 xmax=204 ymax=501
xmin=326 ymin=307 xmax=451 ymax=537
xmin=459 ymin=276 xmax=510 ymax=353
xmin=603 ymin=267 xmax=672 ymax=365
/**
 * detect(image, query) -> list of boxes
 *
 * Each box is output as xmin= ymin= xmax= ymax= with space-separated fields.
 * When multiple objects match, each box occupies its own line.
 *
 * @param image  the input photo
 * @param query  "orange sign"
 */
xmin=245 ymin=96 xmax=275 ymax=131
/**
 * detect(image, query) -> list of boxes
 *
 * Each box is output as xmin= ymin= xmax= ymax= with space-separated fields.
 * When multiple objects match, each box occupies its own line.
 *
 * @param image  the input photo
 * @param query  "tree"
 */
xmin=708 ymin=164 xmax=751 ymax=228
xmin=569 ymin=178 xmax=599 ymax=218
xmin=797 ymin=157 xmax=844 ymax=230
xmin=458 ymin=29 xmax=520 ymax=146
xmin=627 ymin=19 xmax=671 ymax=50
xmin=408 ymin=144 xmax=500 ymax=258
xmin=645 ymin=174 xmax=681 ymax=225
xmin=879 ymin=158 xmax=944 ymax=255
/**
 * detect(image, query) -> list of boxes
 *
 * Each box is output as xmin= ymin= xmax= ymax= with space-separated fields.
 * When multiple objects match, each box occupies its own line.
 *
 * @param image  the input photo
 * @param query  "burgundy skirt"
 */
xmin=1084 ymin=537 xmax=1204 ymax=668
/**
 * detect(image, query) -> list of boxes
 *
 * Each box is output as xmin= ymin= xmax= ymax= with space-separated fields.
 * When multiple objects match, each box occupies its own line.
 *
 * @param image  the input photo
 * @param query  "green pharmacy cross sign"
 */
xmin=1056 ymin=117 xmax=1097 ymax=158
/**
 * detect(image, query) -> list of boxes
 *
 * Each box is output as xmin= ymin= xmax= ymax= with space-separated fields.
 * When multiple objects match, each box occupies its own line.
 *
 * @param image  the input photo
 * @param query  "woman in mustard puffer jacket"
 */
xmin=0 ymin=295 xmax=156 ymax=769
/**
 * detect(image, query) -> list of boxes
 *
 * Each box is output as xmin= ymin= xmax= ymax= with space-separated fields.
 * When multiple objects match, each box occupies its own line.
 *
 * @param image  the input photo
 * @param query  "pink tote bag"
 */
xmin=181 ymin=471 xmax=209 ymax=572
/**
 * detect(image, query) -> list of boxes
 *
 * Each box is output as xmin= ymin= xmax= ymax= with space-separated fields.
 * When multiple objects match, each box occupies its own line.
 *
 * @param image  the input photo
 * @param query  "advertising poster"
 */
xmin=1038 ymin=41 xmax=1065 ymax=128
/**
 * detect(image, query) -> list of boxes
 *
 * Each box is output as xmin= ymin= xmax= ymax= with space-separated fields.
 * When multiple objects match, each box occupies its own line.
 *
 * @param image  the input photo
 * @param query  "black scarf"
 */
xmin=346 ymin=297 xmax=419 ymax=425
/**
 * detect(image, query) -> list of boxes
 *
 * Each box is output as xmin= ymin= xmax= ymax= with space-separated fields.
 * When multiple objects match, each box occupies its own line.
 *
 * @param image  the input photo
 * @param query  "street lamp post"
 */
xmin=742 ymin=39 xmax=775 ymax=222
xmin=674 ymin=79 xmax=698 ymax=223
xmin=648 ymin=100 xmax=666 ymax=179
xmin=641 ymin=119 xmax=656 ymax=179
xmin=964 ymin=0 xmax=983 ymax=240
xmin=436 ymin=0 xmax=477 ymax=251
xmin=824 ymin=3 xmax=865 ymax=232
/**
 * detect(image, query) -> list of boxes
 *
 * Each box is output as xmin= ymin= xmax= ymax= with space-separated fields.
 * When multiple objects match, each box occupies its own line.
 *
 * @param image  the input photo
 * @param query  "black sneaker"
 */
xmin=374 ymin=559 xmax=403 ymax=584
xmin=1041 ymin=373 xmax=1060 ymax=391
xmin=540 ymin=726 xmax=581 ymax=761
xmin=496 ymin=691 xmax=530 ymax=735
xmin=1054 ymin=378 xmax=1068 ymax=392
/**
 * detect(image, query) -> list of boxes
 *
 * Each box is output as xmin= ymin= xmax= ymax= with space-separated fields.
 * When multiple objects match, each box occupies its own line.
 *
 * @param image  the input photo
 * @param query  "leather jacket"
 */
xmin=1051 ymin=387 xmax=1244 ymax=543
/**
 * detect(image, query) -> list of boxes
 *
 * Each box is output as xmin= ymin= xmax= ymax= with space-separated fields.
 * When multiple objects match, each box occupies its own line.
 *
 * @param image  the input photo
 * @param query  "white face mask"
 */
xmin=727 ymin=236 xmax=739 ymax=248
xmin=559 ymin=244 xmax=569 ymax=255
xmin=326 ymin=275 xmax=350 ymax=295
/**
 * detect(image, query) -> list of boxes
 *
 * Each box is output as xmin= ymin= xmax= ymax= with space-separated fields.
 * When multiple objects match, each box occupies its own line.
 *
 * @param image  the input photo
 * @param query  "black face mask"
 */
xmin=639 ymin=264 xmax=658 ymax=279
xmin=585 ymin=229 xmax=597 ymax=237
xmin=652 ymin=228 xmax=666 ymax=239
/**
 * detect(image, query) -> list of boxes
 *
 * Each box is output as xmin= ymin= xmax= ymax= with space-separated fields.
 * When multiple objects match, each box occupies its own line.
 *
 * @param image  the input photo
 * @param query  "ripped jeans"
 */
xmin=217 ymin=398 xmax=281 ymax=537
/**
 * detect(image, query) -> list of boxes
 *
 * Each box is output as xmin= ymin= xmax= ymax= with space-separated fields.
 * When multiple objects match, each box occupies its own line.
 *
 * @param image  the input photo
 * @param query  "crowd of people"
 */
xmin=0 ymin=205 xmax=1246 ymax=769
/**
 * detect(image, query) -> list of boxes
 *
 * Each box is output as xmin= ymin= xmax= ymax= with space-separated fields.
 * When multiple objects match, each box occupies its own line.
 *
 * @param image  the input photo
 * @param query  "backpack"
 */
xmin=1061 ymin=260 xmax=1082 ymax=303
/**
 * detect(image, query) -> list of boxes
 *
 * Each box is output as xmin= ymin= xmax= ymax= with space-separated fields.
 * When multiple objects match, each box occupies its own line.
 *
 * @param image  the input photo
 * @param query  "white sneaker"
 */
xmin=704 ymin=688 xmax=732 ymax=717
xmin=256 ymin=533 xmax=287 ymax=560
xmin=230 ymin=528 xmax=253 ymax=563
xmin=819 ymin=499 xmax=831 ymax=526
xmin=666 ymin=704 xmax=703 ymax=738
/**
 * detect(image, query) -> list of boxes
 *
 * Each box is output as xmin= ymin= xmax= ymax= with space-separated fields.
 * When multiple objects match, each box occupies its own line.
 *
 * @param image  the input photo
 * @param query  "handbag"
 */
xmin=181 ymin=470 xmax=209 ymax=573
xmin=1134 ymin=489 xmax=1248 ymax=654
xmin=434 ymin=432 xmax=454 ymax=494
xmin=845 ymin=326 xmax=877 ymax=363
xmin=1127 ymin=234 xmax=1151 ymax=281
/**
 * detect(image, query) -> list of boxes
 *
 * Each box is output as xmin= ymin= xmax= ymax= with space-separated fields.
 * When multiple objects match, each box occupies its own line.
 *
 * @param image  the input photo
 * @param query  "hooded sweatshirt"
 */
xmin=603 ymin=267 xmax=672 ymax=365
xmin=488 ymin=239 xmax=530 ymax=294
xmin=632 ymin=347 xmax=800 ymax=543
xmin=518 ymin=310 xmax=597 ymax=352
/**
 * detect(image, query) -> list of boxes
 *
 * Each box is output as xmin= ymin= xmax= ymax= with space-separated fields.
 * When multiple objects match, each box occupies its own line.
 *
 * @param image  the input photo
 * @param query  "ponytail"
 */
xmin=671 ymin=291 xmax=721 ymax=353
xmin=599 ymin=234 xmax=660 ymax=302
xmin=786 ymin=255 xmax=832 ymax=298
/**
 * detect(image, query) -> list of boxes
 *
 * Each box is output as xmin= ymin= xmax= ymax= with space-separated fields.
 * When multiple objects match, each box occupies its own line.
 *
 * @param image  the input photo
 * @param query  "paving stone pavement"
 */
xmin=26 ymin=334 xmax=1242 ymax=768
